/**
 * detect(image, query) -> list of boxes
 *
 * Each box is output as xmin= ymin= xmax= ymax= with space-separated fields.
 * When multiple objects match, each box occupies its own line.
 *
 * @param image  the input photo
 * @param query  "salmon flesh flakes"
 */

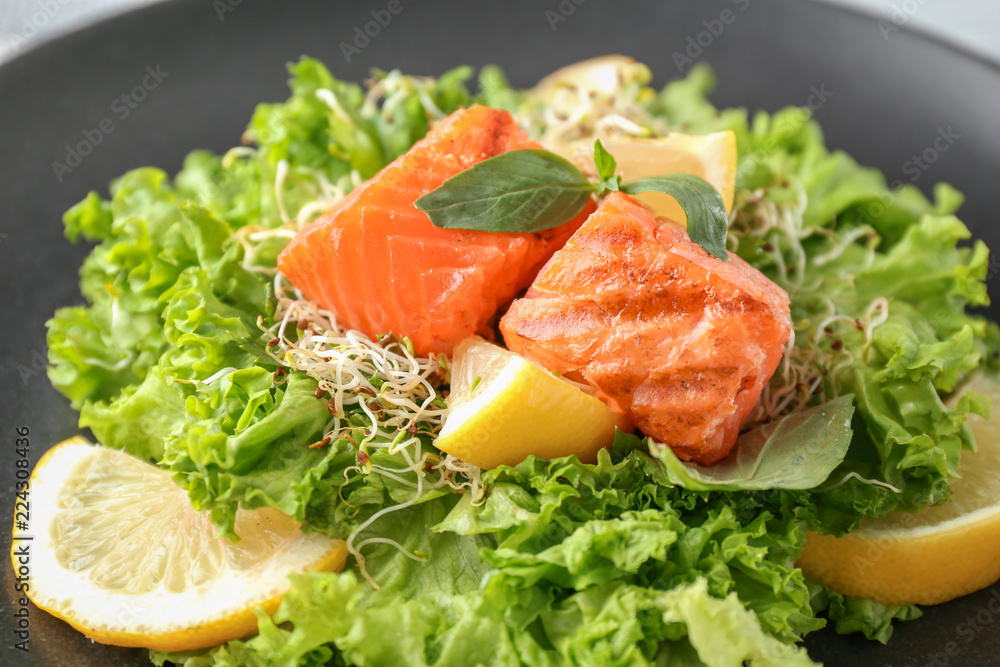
xmin=277 ymin=105 xmax=594 ymax=358
xmin=500 ymin=192 xmax=792 ymax=465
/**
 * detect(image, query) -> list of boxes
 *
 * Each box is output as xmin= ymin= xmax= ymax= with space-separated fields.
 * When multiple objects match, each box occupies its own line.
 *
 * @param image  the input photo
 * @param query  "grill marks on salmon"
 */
xmin=277 ymin=105 xmax=595 ymax=357
xmin=501 ymin=192 xmax=791 ymax=465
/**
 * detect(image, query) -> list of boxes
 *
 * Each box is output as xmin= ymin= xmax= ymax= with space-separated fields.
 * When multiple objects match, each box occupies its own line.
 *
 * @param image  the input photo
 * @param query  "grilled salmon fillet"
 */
xmin=277 ymin=105 xmax=595 ymax=357
xmin=500 ymin=192 xmax=791 ymax=465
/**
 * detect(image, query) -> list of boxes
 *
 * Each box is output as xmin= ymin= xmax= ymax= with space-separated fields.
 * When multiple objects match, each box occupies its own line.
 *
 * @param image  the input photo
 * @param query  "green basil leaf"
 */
xmin=596 ymin=175 xmax=621 ymax=197
xmin=593 ymin=139 xmax=621 ymax=196
xmin=620 ymin=174 xmax=729 ymax=261
xmin=414 ymin=149 xmax=594 ymax=233
xmin=651 ymin=395 xmax=856 ymax=491
xmin=593 ymin=139 xmax=617 ymax=182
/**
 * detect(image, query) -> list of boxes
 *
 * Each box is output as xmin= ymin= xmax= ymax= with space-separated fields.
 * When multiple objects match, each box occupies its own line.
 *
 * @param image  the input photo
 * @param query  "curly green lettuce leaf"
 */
xmin=47 ymin=173 xmax=267 ymax=409
xmin=78 ymin=368 xmax=187 ymax=462
xmin=243 ymin=58 xmax=471 ymax=224
xmin=807 ymin=580 xmax=921 ymax=644
xmin=656 ymin=578 xmax=817 ymax=666
xmin=154 ymin=494 xmax=816 ymax=667
xmin=77 ymin=264 xmax=262 ymax=459
xmin=153 ymin=498 xmax=510 ymax=667
xmin=437 ymin=451 xmax=821 ymax=644
xmin=163 ymin=372 xmax=337 ymax=533
xmin=70 ymin=260 xmax=340 ymax=533
xmin=799 ymin=215 xmax=992 ymax=526
xmin=474 ymin=64 xmax=525 ymax=112
xmin=46 ymin=304 xmax=162 ymax=410
xmin=173 ymin=150 xmax=268 ymax=240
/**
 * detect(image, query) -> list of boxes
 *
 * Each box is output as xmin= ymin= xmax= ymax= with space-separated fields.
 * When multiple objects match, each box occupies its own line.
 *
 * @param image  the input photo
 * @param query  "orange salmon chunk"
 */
xmin=500 ymin=192 xmax=791 ymax=465
xmin=277 ymin=105 xmax=595 ymax=357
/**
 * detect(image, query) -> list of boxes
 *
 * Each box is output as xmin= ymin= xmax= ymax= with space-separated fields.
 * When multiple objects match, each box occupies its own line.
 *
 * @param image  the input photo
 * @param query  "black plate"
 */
xmin=3 ymin=0 xmax=1000 ymax=665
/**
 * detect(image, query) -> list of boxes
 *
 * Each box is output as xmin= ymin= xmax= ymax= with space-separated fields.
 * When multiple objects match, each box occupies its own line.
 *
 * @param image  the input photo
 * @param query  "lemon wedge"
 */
xmin=601 ymin=132 xmax=737 ymax=222
xmin=797 ymin=372 xmax=1000 ymax=605
xmin=526 ymin=56 xmax=735 ymax=224
xmin=554 ymin=131 xmax=737 ymax=224
xmin=434 ymin=337 xmax=630 ymax=469
xmin=12 ymin=436 xmax=347 ymax=652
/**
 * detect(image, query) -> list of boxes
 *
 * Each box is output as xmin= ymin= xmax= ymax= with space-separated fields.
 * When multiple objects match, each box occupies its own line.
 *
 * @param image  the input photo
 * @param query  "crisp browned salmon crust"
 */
xmin=500 ymin=192 xmax=791 ymax=465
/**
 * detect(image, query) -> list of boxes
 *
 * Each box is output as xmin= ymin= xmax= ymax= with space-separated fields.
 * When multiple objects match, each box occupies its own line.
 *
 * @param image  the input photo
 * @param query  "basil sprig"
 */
xmin=593 ymin=138 xmax=620 ymax=194
xmin=413 ymin=150 xmax=593 ymax=234
xmin=415 ymin=139 xmax=730 ymax=261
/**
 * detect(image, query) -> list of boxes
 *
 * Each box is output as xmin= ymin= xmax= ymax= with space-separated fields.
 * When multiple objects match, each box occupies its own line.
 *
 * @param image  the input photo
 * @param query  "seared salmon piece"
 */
xmin=500 ymin=192 xmax=791 ymax=465
xmin=277 ymin=105 xmax=596 ymax=357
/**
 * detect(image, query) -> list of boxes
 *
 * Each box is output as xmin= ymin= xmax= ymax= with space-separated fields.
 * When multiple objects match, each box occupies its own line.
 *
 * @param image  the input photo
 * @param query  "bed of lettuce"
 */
xmin=46 ymin=58 xmax=998 ymax=667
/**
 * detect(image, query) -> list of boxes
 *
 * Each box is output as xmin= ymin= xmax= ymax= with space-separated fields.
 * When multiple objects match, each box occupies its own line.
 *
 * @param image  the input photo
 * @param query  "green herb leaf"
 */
xmin=594 ymin=139 xmax=617 ymax=181
xmin=414 ymin=149 xmax=594 ymax=233
xmin=620 ymin=174 xmax=729 ymax=260
xmin=593 ymin=139 xmax=621 ymax=197
xmin=651 ymin=395 xmax=856 ymax=491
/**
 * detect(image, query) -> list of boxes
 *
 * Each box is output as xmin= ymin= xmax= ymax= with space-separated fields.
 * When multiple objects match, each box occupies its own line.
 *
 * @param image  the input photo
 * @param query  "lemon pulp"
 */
xmin=435 ymin=337 xmax=630 ymax=469
xmin=14 ymin=437 xmax=347 ymax=651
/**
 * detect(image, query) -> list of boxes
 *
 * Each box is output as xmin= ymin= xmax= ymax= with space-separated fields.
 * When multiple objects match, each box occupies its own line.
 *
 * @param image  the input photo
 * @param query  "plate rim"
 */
xmin=2 ymin=0 xmax=1000 ymax=83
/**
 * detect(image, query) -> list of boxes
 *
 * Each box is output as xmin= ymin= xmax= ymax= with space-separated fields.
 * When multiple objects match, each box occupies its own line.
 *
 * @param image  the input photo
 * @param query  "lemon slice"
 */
xmin=530 ymin=54 xmax=645 ymax=102
xmin=797 ymin=372 xmax=1000 ymax=605
xmin=12 ymin=436 xmax=347 ymax=652
xmin=434 ymin=337 xmax=631 ymax=469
